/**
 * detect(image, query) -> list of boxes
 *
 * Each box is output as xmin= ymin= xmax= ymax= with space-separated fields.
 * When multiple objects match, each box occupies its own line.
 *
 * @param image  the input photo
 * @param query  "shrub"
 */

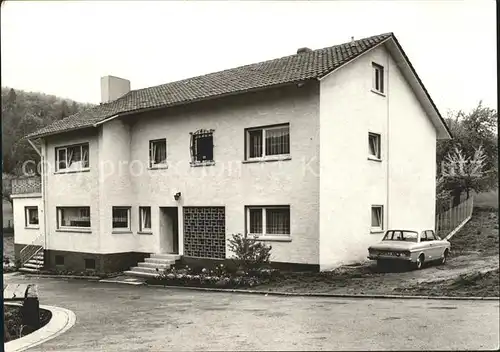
xmin=227 ymin=233 xmax=272 ymax=271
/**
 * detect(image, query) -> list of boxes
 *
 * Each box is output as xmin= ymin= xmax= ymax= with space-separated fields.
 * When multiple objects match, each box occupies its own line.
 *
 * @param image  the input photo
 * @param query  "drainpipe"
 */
xmin=385 ymin=53 xmax=390 ymax=229
xmin=27 ymin=138 xmax=47 ymax=252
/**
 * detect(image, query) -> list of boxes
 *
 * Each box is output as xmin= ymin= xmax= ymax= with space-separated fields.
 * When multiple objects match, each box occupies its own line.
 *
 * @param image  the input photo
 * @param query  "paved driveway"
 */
xmin=4 ymin=274 xmax=499 ymax=351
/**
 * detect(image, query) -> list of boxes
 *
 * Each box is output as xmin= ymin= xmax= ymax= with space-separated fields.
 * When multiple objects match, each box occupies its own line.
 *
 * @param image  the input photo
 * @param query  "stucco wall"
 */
xmin=44 ymin=129 xmax=101 ymax=253
xmin=319 ymin=44 xmax=437 ymax=270
xmin=12 ymin=195 xmax=43 ymax=246
xmin=122 ymin=84 xmax=321 ymax=264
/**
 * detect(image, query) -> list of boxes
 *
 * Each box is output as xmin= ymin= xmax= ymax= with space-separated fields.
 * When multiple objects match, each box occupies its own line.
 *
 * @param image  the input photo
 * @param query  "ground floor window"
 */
xmin=57 ymin=207 xmax=91 ymax=229
xmin=139 ymin=206 xmax=152 ymax=232
xmin=112 ymin=207 xmax=131 ymax=230
xmin=371 ymin=205 xmax=384 ymax=232
xmin=25 ymin=206 xmax=39 ymax=227
xmin=246 ymin=206 xmax=290 ymax=237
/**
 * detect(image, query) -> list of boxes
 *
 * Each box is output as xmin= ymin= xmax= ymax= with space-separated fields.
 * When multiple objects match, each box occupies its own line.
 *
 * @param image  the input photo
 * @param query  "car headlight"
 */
xmin=402 ymin=251 xmax=410 ymax=257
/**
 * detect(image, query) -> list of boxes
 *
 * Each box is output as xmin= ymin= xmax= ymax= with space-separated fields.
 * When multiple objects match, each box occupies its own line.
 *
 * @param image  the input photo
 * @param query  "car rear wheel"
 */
xmin=440 ymin=249 xmax=449 ymax=265
xmin=415 ymin=254 xmax=424 ymax=270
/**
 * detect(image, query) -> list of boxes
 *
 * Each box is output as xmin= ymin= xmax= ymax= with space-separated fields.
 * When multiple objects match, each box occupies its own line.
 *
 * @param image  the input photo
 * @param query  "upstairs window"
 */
xmin=372 ymin=63 xmax=384 ymax=94
xmin=149 ymin=139 xmax=167 ymax=168
xmin=25 ymin=206 xmax=39 ymax=228
xmin=368 ymin=133 xmax=381 ymax=160
xmin=190 ymin=129 xmax=214 ymax=164
xmin=246 ymin=124 xmax=290 ymax=160
xmin=56 ymin=143 xmax=89 ymax=172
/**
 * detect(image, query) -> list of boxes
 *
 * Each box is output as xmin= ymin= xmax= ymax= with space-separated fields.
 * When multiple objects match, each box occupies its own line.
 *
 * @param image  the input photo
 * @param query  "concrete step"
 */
xmin=33 ymin=254 xmax=44 ymax=260
xmin=27 ymin=259 xmax=44 ymax=265
xmin=129 ymin=266 xmax=162 ymax=274
xmin=123 ymin=270 xmax=159 ymax=278
xmin=19 ymin=267 xmax=40 ymax=273
xmin=150 ymin=253 xmax=181 ymax=261
xmin=138 ymin=262 xmax=171 ymax=270
xmin=144 ymin=258 xmax=176 ymax=265
xmin=24 ymin=263 xmax=43 ymax=269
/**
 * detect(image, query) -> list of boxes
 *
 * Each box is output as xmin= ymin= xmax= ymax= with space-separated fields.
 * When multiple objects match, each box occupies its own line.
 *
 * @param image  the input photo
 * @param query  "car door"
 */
xmin=428 ymin=230 xmax=445 ymax=258
xmin=419 ymin=231 xmax=433 ymax=260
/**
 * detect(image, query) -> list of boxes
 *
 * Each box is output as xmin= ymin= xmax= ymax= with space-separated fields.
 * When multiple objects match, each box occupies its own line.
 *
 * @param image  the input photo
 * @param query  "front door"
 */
xmin=159 ymin=207 xmax=179 ymax=254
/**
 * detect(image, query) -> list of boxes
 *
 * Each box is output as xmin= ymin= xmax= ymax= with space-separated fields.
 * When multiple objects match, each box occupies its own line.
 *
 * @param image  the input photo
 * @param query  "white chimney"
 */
xmin=100 ymin=75 xmax=131 ymax=103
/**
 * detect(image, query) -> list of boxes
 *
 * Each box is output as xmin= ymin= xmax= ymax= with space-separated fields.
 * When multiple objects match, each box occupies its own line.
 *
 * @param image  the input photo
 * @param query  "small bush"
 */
xmin=227 ymin=233 xmax=272 ymax=271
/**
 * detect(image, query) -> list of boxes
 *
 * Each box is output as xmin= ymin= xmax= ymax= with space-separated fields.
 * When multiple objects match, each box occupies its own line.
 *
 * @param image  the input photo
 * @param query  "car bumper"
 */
xmin=367 ymin=255 xmax=412 ymax=261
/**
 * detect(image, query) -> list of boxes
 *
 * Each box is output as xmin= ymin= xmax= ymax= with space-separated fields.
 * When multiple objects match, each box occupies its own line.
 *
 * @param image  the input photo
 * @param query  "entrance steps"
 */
xmin=19 ymin=252 xmax=44 ymax=274
xmin=124 ymin=253 xmax=181 ymax=279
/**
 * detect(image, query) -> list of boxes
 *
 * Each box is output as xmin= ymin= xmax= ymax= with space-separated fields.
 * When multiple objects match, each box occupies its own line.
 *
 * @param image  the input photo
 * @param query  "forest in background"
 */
xmin=1 ymin=87 xmax=94 ymax=176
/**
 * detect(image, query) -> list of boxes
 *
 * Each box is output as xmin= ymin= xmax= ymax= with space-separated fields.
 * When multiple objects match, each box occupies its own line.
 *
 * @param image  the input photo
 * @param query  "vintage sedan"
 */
xmin=367 ymin=229 xmax=451 ymax=270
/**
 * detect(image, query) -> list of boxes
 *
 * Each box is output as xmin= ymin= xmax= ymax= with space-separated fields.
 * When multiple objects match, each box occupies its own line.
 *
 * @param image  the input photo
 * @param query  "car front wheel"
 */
xmin=415 ymin=254 xmax=424 ymax=270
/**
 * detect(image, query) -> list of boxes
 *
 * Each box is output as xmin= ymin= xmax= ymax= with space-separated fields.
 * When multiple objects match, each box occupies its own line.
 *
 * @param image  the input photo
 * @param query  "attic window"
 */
xmin=372 ymin=63 xmax=384 ymax=94
xmin=190 ymin=129 xmax=214 ymax=165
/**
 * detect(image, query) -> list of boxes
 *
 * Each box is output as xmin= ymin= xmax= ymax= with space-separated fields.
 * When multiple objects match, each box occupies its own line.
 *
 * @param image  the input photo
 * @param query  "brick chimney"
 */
xmin=100 ymin=75 xmax=131 ymax=103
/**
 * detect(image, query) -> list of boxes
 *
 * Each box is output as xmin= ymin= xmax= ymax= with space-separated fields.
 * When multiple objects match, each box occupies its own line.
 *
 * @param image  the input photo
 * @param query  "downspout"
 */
xmin=385 ymin=53 xmax=390 ymax=230
xmin=27 ymin=138 xmax=47 ymax=251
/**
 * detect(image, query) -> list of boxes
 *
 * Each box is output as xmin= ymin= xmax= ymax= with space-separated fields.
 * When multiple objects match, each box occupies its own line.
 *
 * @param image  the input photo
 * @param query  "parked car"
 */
xmin=367 ymin=229 xmax=451 ymax=270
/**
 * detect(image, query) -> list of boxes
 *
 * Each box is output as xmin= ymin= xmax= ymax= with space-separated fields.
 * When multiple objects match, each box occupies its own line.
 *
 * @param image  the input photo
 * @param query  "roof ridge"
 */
xmin=127 ymin=32 xmax=393 ymax=95
xmin=26 ymin=32 xmax=394 ymax=139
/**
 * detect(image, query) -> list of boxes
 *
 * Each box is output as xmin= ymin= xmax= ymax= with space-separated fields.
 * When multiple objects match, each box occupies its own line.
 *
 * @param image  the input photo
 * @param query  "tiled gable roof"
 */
xmin=27 ymin=33 xmax=393 ymax=139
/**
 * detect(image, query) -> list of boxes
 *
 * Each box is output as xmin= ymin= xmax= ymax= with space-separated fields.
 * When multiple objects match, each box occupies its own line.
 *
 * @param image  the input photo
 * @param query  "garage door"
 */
xmin=183 ymin=207 xmax=226 ymax=259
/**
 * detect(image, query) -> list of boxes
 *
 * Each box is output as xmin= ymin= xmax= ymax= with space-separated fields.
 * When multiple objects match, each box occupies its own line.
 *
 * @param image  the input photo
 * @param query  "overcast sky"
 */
xmin=1 ymin=0 xmax=496 ymax=116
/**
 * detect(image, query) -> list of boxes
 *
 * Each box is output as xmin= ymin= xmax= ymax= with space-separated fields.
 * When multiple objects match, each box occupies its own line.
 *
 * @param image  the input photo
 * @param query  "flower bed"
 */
xmin=38 ymin=269 xmax=121 ymax=279
xmin=146 ymin=264 xmax=281 ymax=289
xmin=4 ymin=304 xmax=52 ymax=343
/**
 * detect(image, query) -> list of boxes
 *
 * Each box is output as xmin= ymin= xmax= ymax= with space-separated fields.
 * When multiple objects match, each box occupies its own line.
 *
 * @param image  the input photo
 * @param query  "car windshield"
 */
xmin=382 ymin=230 xmax=418 ymax=242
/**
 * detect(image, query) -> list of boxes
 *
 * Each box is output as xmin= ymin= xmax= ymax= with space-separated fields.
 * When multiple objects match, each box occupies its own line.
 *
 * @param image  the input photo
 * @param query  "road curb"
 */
xmin=4 ymin=303 xmax=77 ymax=352
xmin=146 ymin=283 xmax=500 ymax=301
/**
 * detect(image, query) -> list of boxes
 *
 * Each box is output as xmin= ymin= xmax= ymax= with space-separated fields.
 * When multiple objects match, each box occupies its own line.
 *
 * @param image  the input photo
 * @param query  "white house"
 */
xmin=13 ymin=32 xmax=451 ymax=275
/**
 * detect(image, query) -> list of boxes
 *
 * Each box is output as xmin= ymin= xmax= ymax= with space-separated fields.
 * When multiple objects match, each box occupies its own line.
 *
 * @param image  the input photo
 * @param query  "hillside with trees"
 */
xmin=1 ymin=87 xmax=94 ymax=176
xmin=436 ymin=102 xmax=498 ymax=210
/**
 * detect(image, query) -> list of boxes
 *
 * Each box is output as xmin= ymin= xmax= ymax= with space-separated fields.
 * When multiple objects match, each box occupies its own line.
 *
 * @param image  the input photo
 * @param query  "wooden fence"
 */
xmin=436 ymin=196 xmax=474 ymax=240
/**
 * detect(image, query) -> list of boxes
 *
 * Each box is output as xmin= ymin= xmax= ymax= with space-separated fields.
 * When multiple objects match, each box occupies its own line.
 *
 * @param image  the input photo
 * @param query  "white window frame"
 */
xmin=371 ymin=205 xmax=384 ymax=232
xmin=25 ymin=206 xmax=39 ymax=228
xmin=368 ymin=132 xmax=381 ymax=160
xmin=245 ymin=123 xmax=290 ymax=160
xmin=112 ymin=206 xmax=131 ymax=232
xmin=246 ymin=206 xmax=291 ymax=240
xmin=149 ymin=139 xmax=167 ymax=168
xmin=55 ymin=143 xmax=90 ymax=172
xmin=139 ymin=206 xmax=152 ymax=233
xmin=57 ymin=206 xmax=91 ymax=230
xmin=372 ymin=63 xmax=384 ymax=94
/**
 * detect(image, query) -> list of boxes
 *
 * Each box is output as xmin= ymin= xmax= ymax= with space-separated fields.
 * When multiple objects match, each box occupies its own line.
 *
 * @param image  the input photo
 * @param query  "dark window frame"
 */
xmin=190 ymin=129 xmax=214 ymax=164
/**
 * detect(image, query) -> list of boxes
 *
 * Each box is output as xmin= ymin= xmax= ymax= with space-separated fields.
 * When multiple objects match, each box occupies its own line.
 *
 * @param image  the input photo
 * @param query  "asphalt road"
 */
xmin=4 ymin=274 xmax=499 ymax=351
